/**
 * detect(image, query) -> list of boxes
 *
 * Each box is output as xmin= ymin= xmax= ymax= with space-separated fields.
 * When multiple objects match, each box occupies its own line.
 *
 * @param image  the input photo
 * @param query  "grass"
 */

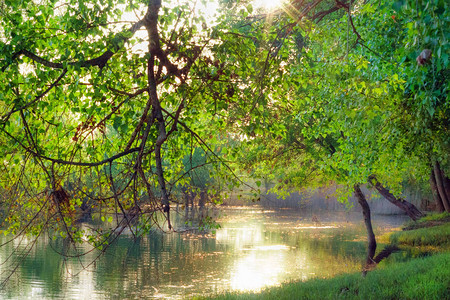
xmin=389 ymin=223 xmax=450 ymax=247
xmin=402 ymin=212 xmax=450 ymax=230
xmin=420 ymin=212 xmax=450 ymax=222
xmin=200 ymin=215 xmax=450 ymax=300
xmin=200 ymin=253 xmax=450 ymax=300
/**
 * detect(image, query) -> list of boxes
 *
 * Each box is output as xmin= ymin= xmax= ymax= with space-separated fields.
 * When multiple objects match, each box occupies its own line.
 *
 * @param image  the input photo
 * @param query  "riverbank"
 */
xmin=201 ymin=212 xmax=450 ymax=300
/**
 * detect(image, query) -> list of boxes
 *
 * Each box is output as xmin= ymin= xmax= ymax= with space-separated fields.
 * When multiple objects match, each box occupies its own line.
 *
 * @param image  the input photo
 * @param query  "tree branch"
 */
xmin=6 ymin=19 xmax=145 ymax=70
xmin=0 ymin=128 xmax=141 ymax=167
xmin=369 ymin=175 xmax=424 ymax=220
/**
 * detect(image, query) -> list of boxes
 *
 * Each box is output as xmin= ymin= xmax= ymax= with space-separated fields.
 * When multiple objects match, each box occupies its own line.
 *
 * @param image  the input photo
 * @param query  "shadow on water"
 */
xmin=0 ymin=207 xmax=410 ymax=299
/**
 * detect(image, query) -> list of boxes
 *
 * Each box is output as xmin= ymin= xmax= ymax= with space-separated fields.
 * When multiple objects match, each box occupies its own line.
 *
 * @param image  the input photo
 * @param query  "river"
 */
xmin=0 ymin=207 xmax=409 ymax=299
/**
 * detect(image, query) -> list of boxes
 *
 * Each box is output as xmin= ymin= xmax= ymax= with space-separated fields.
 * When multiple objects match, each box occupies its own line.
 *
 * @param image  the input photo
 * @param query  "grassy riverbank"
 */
xmin=201 ymin=213 xmax=450 ymax=300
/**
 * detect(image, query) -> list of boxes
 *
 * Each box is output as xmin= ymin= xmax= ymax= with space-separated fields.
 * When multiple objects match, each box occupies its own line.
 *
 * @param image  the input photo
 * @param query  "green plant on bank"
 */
xmin=378 ymin=215 xmax=450 ymax=256
xmin=420 ymin=212 xmax=450 ymax=222
xmin=390 ymin=223 xmax=450 ymax=247
xmin=402 ymin=212 xmax=450 ymax=230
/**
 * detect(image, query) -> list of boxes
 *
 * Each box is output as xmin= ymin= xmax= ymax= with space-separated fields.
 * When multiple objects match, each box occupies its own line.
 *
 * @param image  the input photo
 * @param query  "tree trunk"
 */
xmin=433 ymin=161 xmax=450 ymax=212
xmin=430 ymin=170 xmax=445 ymax=212
xmin=354 ymin=185 xmax=376 ymax=267
xmin=368 ymin=175 xmax=424 ymax=220
xmin=441 ymin=169 xmax=450 ymax=210
xmin=199 ymin=190 xmax=207 ymax=208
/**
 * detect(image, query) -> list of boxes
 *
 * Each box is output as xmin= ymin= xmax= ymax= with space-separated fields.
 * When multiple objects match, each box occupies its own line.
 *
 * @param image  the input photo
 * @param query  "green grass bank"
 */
xmin=201 ymin=213 xmax=450 ymax=300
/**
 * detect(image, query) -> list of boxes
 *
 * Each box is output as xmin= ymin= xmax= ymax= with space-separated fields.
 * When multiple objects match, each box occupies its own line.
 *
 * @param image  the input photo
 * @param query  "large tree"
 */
xmin=223 ymin=0 xmax=448 ymax=213
xmin=0 ymin=0 xmax=333 ymax=242
xmin=214 ymin=0 xmax=447 ymax=269
xmin=0 ymin=0 xmax=238 ymax=253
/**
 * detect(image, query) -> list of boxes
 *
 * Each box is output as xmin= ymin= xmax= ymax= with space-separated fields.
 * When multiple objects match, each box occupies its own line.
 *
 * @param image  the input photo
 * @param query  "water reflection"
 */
xmin=0 ymin=207 xmax=408 ymax=299
xmin=230 ymin=242 xmax=293 ymax=291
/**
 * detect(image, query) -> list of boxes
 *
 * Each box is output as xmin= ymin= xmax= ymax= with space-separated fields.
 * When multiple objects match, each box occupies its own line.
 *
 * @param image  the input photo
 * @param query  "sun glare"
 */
xmin=253 ymin=0 xmax=285 ymax=10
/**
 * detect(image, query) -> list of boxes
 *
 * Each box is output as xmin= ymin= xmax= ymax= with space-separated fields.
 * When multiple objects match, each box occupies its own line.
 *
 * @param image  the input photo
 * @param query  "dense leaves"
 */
xmin=229 ymin=0 xmax=449 ymax=202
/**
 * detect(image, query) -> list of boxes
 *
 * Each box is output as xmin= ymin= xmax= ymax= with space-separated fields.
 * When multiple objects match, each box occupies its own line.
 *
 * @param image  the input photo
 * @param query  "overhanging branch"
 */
xmin=0 ymin=128 xmax=141 ymax=167
xmin=4 ymin=19 xmax=145 ymax=71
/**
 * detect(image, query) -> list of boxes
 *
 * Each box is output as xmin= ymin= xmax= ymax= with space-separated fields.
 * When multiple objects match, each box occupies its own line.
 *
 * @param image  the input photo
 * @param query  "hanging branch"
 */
xmin=109 ymin=162 xmax=137 ymax=238
xmin=0 ymin=128 xmax=141 ymax=167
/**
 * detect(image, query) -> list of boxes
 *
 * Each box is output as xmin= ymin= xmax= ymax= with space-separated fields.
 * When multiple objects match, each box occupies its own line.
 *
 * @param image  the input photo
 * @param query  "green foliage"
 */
xmin=0 ymin=0 xmax=236 ymax=250
xmin=401 ymin=211 xmax=450 ymax=230
xmin=182 ymin=148 xmax=214 ymax=189
xmin=198 ymin=215 xmax=221 ymax=233
xmin=222 ymin=0 xmax=449 ymax=204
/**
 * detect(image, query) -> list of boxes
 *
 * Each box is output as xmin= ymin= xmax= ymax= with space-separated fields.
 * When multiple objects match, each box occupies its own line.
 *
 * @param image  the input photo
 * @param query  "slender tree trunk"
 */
xmin=430 ymin=170 xmax=445 ymax=212
xmin=199 ymin=190 xmax=207 ymax=208
xmin=354 ymin=185 xmax=376 ymax=267
xmin=368 ymin=175 xmax=424 ymax=220
xmin=441 ymin=169 xmax=450 ymax=209
xmin=433 ymin=161 xmax=450 ymax=212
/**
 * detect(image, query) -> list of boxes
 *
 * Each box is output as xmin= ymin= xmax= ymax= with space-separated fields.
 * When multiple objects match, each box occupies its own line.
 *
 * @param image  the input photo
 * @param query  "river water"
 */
xmin=0 ymin=207 xmax=408 ymax=299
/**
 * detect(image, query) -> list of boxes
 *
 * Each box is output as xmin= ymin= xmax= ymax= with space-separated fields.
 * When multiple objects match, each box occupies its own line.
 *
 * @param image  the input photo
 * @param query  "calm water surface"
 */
xmin=0 ymin=207 xmax=408 ymax=299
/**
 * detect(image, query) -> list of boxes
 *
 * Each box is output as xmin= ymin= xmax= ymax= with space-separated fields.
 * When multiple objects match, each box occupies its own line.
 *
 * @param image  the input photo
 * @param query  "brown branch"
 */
xmin=109 ymin=162 xmax=136 ymax=239
xmin=333 ymin=1 xmax=395 ymax=65
xmin=369 ymin=175 xmax=424 ymax=221
xmin=0 ymin=128 xmax=141 ymax=166
xmin=166 ymin=99 xmax=185 ymax=137
xmin=312 ymin=3 xmax=343 ymax=23
xmin=144 ymin=0 xmax=180 ymax=79
xmin=144 ymin=0 xmax=172 ymax=229
xmin=6 ymin=19 xmax=145 ymax=70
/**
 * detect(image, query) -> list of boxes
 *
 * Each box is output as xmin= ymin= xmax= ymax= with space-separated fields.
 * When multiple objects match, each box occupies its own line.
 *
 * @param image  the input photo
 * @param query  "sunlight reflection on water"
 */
xmin=294 ymin=225 xmax=339 ymax=229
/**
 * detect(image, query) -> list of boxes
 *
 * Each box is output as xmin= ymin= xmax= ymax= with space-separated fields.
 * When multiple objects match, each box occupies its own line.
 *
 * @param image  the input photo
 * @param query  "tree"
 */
xmin=220 ymin=0 xmax=429 ymax=212
xmin=213 ymin=0 xmax=447 ymax=271
xmin=0 ymin=0 xmax=242 ymax=260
